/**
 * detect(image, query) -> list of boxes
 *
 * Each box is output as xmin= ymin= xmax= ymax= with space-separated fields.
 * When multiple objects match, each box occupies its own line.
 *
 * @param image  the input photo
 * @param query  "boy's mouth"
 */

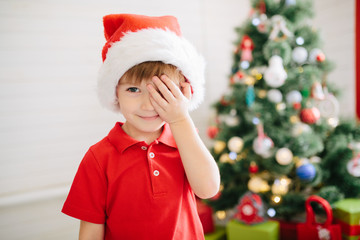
xmin=139 ymin=115 xmax=159 ymax=121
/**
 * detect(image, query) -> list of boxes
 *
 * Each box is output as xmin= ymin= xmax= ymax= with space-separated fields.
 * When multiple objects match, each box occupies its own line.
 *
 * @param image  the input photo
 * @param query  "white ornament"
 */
xmin=276 ymin=148 xmax=293 ymax=165
xmin=286 ymin=90 xmax=302 ymax=104
xmin=309 ymin=48 xmax=324 ymax=63
xmin=292 ymin=122 xmax=312 ymax=136
xmin=313 ymin=93 xmax=339 ymax=118
xmin=228 ymin=137 xmax=244 ymax=153
xmin=253 ymin=136 xmax=274 ymax=158
xmin=296 ymin=37 xmax=305 ymax=45
xmin=292 ymin=47 xmax=308 ymax=64
xmin=269 ymin=15 xmax=293 ymax=40
xmin=347 ymin=154 xmax=360 ymax=177
xmin=267 ymin=89 xmax=283 ymax=103
xmin=225 ymin=116 xmax=240 ymax=126
xmin=264 ymin=56 xmax=287 ymax=88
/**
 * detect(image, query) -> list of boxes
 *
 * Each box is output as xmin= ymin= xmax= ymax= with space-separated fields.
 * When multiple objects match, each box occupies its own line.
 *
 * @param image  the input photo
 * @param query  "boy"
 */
xmin=62 ymin=14 xmax=220 ymax=240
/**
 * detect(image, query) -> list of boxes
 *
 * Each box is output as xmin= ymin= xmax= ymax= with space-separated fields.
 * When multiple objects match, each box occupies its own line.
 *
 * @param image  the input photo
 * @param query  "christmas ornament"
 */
xmin=257 ymin=14 xmax=269 ymax=33
xmin=253 ymin=136 xmax=274 ymax=158
xmin=292 ymin=122 xmax=312 ymax=136
xmin=257 ymin=89 xmax=267 ymax=99
xmin=246 ymin=85 xmax=255 ymax=106
xmin=271 ymin=177 xmax=291 ymax=195
xmin=216 ymin=210 xmax=226 ymax=220
xmin=276 ymin=147 xmax=293 ymax=165
xmin=276 ymin=102 xmax=286 ymax=111
xmin=249 ymin=161 xmax=259 ymax=174
xmin=309 ymin=48 xmax=326 ymax=63
xmin=296 ymin=163 xmax=316 ymax=181
xmin=248 ymin=176 xmax=270 ymax=193
xmin=296 ymin=36 xmax=305 ymax=45
xmin=290 ymin=115 xmax=300 ymax=123
xmin=240 ymin=35 xmax=254 ymax=62
xmin=311 ymin=81 xmax=325 ymax=100
xmin=228 ymin=136 xmax=244 ymax=153
xmin=292 ymin=47 xmax=308 ymax=64
xmin=313 ymin=93 xmax=339 ymax=118
xmin=214 ymin=140 xmax=226 ymax=154
xmin=234 ymin=192 xmax=266 ymax=225
xmin=219 ymin=153 xmax=233 ymax=164
xmin=269 ymin=15 xmax=293 ymax=40
xmin=264 ymin=55 xmax=287 ymax=88
xmin=220 ymin=115 xmax=240 ymax=127
xmin=207 ymin=126 xmax=219 ymax=139
xmin=285 ymin=0 xmax=296 ymax=6
xmin=267 ymin=89 xmax=283 ymax=103
xmin=240 ymin=60 xmax=250 ymax=69
xmin=230 ymin=71 xmax=245 ymax=84
xmin=300 ymin=107 xmax=321 ymax=124
xmin=347 ymin=153 xmax=360 ymax=177
xmin=327 ymin=117 xmax=339 ymax=128
xmin=286 ymin=90 xmax=302 ymax=105
xmin=253 ymin=123 xmax=274 ymax=158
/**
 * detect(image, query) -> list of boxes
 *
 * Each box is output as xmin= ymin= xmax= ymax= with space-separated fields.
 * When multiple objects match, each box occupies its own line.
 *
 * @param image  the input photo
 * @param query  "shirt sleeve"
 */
xmin=62 ymin=148 xmax=107 ymax=224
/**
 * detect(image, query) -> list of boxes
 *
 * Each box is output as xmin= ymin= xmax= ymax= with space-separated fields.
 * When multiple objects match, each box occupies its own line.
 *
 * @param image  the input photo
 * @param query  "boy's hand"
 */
xmin=147 ymin=75 xmax=191 ymax=124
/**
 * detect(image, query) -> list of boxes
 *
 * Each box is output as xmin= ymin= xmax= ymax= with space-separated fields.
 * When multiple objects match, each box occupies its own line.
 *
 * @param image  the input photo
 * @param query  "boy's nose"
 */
xmin=141 ymin=94 xmax=154 ymax=110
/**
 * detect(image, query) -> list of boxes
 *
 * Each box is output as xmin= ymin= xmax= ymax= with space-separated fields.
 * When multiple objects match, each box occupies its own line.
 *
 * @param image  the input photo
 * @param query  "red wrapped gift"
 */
xmin=297 ymin=195 xmax=342 ymax=240
xmin=277 ymin=220 xmax=298 ymax=240
xmin=197 ymin=198 xmax=215 ymax=234
xmin=335 ymin=219 xmax=360 ymax=236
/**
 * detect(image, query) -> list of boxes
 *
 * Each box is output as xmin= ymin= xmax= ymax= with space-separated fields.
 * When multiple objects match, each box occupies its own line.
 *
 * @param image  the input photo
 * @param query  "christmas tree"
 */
xmin=207 ymin=0 xmax=360 ymax=221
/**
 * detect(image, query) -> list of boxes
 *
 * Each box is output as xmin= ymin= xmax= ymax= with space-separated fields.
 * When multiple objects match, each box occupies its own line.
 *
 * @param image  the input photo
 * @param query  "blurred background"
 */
xmin=0 ymin=0 xmax=355 ymax=239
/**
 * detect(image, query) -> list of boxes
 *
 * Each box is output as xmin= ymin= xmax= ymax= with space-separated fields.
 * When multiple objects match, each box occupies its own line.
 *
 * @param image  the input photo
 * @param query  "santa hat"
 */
xmin=97 ymin=14 xmax=206 ymax=112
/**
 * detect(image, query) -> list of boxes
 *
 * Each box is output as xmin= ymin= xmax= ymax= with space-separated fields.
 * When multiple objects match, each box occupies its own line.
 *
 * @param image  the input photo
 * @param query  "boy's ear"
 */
xmin=184 ymin=78 xmax=194 ymax=95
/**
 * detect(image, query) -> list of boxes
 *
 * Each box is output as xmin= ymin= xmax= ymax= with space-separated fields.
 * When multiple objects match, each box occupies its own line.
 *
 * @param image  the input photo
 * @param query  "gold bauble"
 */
xmin=219 ymin=153 xmax=233 ymax=164
xmin=214 ymin=140 xmax=226 ymax=154
xmin=257 ymin=89 xmax=267 ymax=99
xmin=290 ymin=115 xmax=300 ymax=123
xmin=216 ymin=210 xmax=226 ymax=220
xmin=248 ymin=176 xmax=270 ymax=193
xmin=227 ymin=136 xmax=244 ymax=153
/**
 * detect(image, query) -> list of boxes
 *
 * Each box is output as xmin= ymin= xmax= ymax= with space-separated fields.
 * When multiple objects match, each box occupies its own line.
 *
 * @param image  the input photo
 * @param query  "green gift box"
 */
xmin=226 ymin=220 xmax=279 ymax=240
xmin=205 ymin=226 xmax=226 ymax=240
xmin=333 ymin=198 xmax=360 ymax=225
xmin=342 ymin=234 xmax=360 ymax=240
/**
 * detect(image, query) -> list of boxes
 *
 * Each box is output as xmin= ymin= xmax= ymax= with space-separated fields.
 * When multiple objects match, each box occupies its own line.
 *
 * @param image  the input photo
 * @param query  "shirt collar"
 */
xmin=107 ymin=122 xmax=177 ymax=153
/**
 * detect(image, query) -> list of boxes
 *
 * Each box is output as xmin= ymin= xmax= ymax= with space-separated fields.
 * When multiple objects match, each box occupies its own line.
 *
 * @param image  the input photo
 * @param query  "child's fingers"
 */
xmin=149 ymin=95 xmax=165 ymax=115
xmin=158 ymin=75 xmax=183 ymax=99
xmin=146 ymin=83 xmax=168 ymax=108
xmin=151 ymin=76 xmax=176 ymax=102
xmin=180 ymin=82 xmax=192 ymax=100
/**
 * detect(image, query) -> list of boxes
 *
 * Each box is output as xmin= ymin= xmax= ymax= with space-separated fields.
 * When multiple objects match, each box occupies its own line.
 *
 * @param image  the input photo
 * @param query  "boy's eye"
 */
xmin=127 ymin=87 xmax=140 ymax=93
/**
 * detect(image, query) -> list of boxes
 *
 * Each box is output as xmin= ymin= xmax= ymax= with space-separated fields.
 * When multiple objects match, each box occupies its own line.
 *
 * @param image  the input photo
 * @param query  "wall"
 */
xmin=0 ymin=0 xmax=355 ymax=239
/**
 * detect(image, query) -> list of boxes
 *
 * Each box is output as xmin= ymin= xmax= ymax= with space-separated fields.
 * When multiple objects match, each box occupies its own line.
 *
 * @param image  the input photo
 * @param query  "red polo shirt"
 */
xmin=62 ymin=122 xmax=204 ymax=239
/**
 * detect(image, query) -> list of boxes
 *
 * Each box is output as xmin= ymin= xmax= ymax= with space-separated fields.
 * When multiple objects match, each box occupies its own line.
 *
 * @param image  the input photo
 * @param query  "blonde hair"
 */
xmin=119 ymin=61 xmax=185 ymax=85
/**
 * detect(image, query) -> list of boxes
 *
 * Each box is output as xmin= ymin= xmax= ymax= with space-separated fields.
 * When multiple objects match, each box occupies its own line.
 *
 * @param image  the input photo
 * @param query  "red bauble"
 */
xmin=207 ymin=126 xmax=219 ymax=139
xmin=316 ymin=52 xmax=326 ymax=62
xmin=300 ymin=107 xmax=321 ymax=124
xmin=293 ymin=102 xmax=301 ymax=110
xmin=249 ymin=162 xmax=259 ymax=173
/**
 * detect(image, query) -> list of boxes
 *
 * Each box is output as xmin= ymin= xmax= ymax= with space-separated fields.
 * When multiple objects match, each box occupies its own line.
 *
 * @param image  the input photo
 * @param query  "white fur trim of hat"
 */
xmin=97 ymin=14 xmax=206 ymax=112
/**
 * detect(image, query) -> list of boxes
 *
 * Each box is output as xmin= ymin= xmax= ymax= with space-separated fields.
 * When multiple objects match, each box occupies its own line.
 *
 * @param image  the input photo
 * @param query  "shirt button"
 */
xmin=141 ymin=146 xmax=147 ymax=150
xmin=153 ymin=170 xmax=160 ymax=176
xmin=149 ymin=152 xmax=155 ymax=158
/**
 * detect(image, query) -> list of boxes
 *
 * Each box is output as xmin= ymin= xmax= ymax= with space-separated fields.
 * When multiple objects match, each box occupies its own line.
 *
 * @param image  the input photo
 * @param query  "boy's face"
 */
xmin=116 ymin=78 xmax=167 ymax=139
